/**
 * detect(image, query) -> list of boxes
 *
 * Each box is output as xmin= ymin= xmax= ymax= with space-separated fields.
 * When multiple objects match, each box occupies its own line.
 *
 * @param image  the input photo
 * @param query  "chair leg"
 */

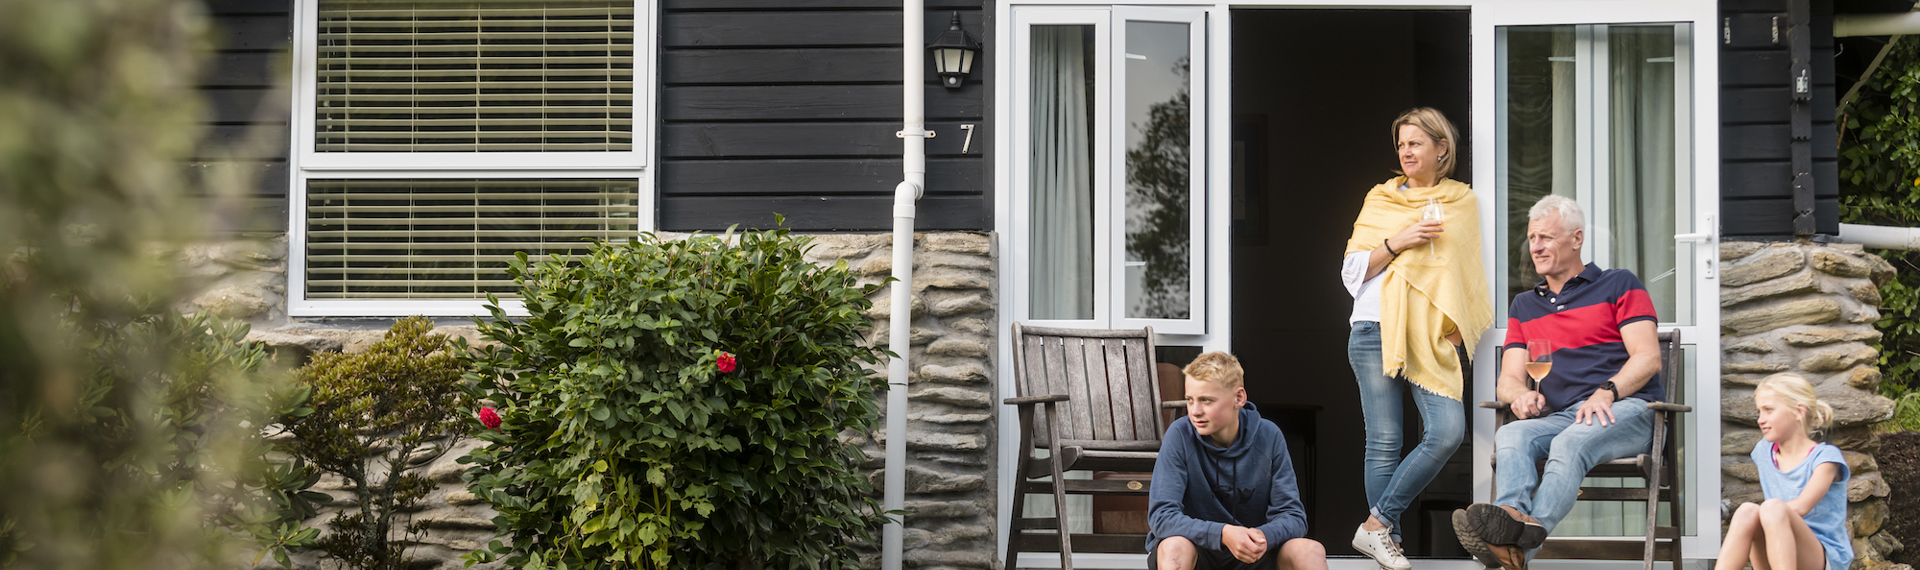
xmin=1005 ymin=474 xmax=1028 ymax=568
xmin=1644 ymin=416 xmax=1667 ymax=570
xmin=1045 ymin=403 xmax=1074 ymax=570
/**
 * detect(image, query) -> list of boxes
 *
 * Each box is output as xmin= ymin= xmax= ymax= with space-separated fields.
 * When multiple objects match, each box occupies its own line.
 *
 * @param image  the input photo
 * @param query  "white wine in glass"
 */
xmin=1526 ymin=340 xmax=1553 ymax=383
xmin=1422 ymin=198 xmax=1446 ymax=259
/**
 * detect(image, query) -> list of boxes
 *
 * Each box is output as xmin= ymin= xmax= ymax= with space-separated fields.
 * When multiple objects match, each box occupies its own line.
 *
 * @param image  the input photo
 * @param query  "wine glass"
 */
xmin=1422 ymin=198 xmax=1446 ymax=259
xmin=1526 ymin=339 xmax=1553 ymax=388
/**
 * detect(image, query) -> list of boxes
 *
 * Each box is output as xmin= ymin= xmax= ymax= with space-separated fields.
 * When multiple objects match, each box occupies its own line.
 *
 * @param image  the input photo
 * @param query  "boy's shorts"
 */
xmin=1145 ymin=543 xmax=1280 ymax=570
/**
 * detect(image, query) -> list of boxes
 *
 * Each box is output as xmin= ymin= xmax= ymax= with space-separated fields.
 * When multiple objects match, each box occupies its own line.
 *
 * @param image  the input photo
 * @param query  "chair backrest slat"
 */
xmin=1124 ymin=336 xmax=1161 ymax=436
xmin=1012 ymin=324 xmax=1163 ymax=445
xmin=1060 ymin=336 xmax=1095 ymax=440
xmin=1083 ymin=337 xmax=1117 ymax=441
xmin=1100 ymin=338 xmax=1133 ymax=441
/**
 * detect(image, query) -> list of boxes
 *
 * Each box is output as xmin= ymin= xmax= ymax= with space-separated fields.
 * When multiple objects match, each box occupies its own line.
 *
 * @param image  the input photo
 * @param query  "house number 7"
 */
xmin=960 ymin=124 xmax=975 ymax=155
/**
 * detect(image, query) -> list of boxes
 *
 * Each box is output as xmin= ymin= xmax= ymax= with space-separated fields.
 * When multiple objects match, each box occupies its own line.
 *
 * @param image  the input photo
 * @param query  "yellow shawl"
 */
xmin=1343 ymin=177 xmax=1493 ymax=401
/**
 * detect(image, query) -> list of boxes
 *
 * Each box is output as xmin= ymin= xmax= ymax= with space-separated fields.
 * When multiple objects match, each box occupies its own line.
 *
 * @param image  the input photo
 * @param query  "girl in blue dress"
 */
xmin=1714 ymin=373 xmax=1851 ymax=570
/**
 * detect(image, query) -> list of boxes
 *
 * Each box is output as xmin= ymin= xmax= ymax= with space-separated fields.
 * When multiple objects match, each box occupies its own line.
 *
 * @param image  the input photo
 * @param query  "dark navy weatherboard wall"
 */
xmin=196 ymin=0 xmax=295 ymax=236
xmin=1720 ymin=0 xmax=1841 ymax=239
xmin=658 ymin=0 xmax=991 ymax=232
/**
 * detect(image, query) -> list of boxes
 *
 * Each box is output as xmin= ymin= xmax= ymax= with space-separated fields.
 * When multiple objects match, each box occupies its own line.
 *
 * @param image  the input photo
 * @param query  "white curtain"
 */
xmin=1029 ymin=26 xmax=1094 ymax=321
xmin=1608 ymin=26 xmax=1678 ymax=321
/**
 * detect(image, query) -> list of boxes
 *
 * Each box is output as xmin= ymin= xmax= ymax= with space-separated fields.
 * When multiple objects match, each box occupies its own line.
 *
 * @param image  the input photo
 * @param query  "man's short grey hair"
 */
xmin=1528 ymin=194 xmax=1585 ymax=234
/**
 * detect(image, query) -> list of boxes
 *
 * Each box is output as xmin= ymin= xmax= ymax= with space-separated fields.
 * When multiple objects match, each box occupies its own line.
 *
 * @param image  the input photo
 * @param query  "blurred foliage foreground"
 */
xmin=1841 ymin=37 xmax=1920 ymax=431
xmin=0 ymin=0 xmax=323 ymax=568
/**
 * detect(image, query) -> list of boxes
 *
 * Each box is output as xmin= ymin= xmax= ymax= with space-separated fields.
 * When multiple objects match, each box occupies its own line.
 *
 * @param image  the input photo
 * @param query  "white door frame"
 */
xmin=993 ymin=2 xmax=1722 ymax=567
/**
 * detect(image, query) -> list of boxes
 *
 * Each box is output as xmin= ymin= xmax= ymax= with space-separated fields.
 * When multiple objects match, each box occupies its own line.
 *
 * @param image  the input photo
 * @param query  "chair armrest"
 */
xmin=1162 ymin=400 xmax=1186 ymax=409
xmin=1004 ymin=394 xmax=1071 ymax=406
xmin=1647 ymin=402 xmax=1692 ymax=413
xmin=1478 ymin=401 xmax=1510 ymax=410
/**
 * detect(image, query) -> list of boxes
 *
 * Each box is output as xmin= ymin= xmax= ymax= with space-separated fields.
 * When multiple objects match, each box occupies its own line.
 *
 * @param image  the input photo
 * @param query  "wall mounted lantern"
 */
xmin=928 ymin=12 xmax=980 ymax=89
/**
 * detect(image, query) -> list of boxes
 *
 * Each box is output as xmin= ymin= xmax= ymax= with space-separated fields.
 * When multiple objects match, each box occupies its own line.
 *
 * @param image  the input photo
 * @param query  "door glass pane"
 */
xmin=1502 ymin=25 xmax=1576 ymax=303
xmin=1123 ymin=21 xmax=1191 ymax=320
xmin=1606 ymin=25 xmax=1684 ymax=324
xmin=1030 ymin=25 xmax=1097 ymax=320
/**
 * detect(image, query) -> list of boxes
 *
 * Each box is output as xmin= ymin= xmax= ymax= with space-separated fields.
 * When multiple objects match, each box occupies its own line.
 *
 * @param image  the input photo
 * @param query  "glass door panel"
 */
xmin=1113 ymin=6 xmax=1205 ymax=334
xmin=1029 ymin=24 xmax=1099 ymax=321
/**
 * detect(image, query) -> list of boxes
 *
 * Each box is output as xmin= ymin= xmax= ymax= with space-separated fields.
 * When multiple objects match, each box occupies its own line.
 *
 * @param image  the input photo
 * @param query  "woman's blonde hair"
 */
xmin=1756 ymin=373 xmax=1834 ymax=439
xmin=1391 ymin=107 xmax=1459 ymax=180
xmin=1183 ymin=352 xmax=1244 ymax=390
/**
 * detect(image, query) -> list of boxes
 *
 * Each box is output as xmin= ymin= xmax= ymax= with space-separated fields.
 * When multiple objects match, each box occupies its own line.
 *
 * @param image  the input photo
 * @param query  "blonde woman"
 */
xmin=1716 ymin=374 xmax=1850 ymax=570
xmin=1340 ymin=108 xmax=1492 ymax=570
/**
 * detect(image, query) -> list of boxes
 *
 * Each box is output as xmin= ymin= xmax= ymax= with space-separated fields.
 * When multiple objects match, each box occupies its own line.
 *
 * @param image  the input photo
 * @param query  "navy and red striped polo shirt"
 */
xmin=1503 ymin=262 xmax=1664 ymax=413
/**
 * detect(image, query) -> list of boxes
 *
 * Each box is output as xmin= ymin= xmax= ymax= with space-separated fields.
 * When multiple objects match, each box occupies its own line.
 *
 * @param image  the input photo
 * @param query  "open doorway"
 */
xmin=1229 ymin=9 xmax=1473 ymax=559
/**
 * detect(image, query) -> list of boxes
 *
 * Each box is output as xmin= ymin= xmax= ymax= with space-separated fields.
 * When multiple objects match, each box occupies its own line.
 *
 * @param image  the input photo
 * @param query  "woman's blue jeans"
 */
xmin=1347 ymin=321 xmax=1467 ymax=542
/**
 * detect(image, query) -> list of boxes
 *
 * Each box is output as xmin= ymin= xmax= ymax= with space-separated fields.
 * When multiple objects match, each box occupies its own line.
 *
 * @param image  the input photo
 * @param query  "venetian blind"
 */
xmin=305 ymin=179 xmax=639 ymax=299
xmin=315 ymin=0 xmax=634 ymax=152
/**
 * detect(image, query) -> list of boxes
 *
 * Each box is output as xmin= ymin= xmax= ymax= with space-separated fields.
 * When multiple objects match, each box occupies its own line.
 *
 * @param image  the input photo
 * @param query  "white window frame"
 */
xmin=286 ymin=0 xmax=657 ymax=317
xmin=1007 ymin=5 xmax=1210 ymax=336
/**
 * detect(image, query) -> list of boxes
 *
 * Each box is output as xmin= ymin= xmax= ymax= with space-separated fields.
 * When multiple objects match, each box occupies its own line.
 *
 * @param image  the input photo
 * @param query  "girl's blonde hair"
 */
xmin=1390 ymin=107 xmax=1459 ymax=180
xmin=1756 ymin=373 xmax=1834 ymax=439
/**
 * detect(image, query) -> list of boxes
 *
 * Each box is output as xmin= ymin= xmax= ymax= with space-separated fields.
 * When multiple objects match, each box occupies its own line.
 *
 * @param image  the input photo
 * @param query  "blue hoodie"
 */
xmin=1146 ymin=402 xmax=1308 ymax=552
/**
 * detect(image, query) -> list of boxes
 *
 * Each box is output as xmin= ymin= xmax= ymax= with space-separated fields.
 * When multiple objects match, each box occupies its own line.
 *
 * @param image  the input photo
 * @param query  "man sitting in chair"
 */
xmin=1147 ymin=352 xmax=1326 ymax=570
xmin=1451 ymin=195 xmax=1665 ymax=570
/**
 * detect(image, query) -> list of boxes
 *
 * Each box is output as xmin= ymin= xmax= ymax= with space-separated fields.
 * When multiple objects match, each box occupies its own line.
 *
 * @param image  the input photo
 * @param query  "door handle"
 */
xmin=1674 ymin=215 xmax=1715 ymax=279
xmin=1674 ymin=215 xmax=1714 ymax=243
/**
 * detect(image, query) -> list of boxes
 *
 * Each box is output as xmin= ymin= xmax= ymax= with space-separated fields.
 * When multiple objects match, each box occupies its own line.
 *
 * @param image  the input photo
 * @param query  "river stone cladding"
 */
xmin=224 ymin=232 xmax=999 ymax=570
xmin=1718 ymin=241 xmax=1905 ymax=570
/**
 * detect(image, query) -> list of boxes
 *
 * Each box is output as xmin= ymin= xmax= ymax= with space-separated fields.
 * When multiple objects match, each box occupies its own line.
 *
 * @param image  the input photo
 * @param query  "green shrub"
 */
xmin=1840 ymin=36 xmax=1920 ymax=431
xmin=287 ymin=317 xmax=471 ymax=570
xmin=3 ymin=309 xmax=322 ymax=569
xmin=459 ymin=224 xmax=890 ymax=570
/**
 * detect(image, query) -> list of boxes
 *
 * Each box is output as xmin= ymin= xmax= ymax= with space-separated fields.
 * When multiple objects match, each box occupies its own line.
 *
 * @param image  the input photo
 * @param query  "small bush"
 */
xmin=287 ymin=317 xmax=471 ymax=570
xmin=460 ymin=225 xmax=890 ymax=570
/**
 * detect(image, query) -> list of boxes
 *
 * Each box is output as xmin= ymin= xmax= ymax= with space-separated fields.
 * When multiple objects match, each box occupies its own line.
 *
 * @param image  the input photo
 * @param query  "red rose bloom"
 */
xmin=716 ymin=351 xmax=737 ymax=373
xmin=478 ymin=407 xmax=502 ymax=430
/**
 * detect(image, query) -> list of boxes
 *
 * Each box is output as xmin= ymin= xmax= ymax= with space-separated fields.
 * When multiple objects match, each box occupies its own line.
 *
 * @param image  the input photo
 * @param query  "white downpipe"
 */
xmin=883 ymin=0 xmax=927 ymax=569
xmin=1836 ymin=12 xmax=1920 ymax=37
xmin=1839 ymin=223 xmax=1920 ymax=251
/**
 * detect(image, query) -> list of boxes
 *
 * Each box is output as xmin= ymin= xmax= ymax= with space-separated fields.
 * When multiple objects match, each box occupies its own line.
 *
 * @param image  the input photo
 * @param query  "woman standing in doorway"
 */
xmin=1340 ymin=108 xmax=1492 ymax=570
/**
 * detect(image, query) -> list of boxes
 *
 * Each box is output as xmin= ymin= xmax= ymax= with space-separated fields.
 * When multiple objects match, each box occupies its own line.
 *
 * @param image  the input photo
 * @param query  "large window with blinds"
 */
xmin=290 ymin=0 xmax=651 ymax=316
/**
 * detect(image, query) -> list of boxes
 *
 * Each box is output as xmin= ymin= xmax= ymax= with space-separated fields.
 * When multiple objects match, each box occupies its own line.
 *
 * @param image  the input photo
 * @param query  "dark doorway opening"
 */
xmin=1230 ymin=8 xmax=1473 ymax=559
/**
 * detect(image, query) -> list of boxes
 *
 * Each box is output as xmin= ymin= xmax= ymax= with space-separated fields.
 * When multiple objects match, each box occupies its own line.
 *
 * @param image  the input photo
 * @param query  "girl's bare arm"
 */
xmin=1788 ymin=463 xmax=1841 ymax=517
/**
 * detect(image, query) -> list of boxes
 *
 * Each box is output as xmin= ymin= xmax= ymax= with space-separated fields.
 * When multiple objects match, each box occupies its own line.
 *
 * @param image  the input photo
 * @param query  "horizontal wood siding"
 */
xmin=194 ymin=0 xmax=293 ymax=235
xmin=1720 ymin=0 xmax=1840 ymax=238
xmin=660 ymin=1 xmax=990 ymax=232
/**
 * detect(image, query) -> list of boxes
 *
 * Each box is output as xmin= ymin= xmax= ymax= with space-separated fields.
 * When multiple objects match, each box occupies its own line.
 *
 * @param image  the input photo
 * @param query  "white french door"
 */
xmin=1010 ymin=5 xmax=1210 ymax=337
xmin=1472 ymin=0 xmax=1721 ymax=558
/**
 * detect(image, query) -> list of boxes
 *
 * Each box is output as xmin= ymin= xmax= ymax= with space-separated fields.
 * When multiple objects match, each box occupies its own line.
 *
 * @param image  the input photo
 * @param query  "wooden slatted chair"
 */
xmin=1004 ymin=324 xmax=1167 ymax=570
xmin=1479 ymin=330 xmax=1690 ymax=570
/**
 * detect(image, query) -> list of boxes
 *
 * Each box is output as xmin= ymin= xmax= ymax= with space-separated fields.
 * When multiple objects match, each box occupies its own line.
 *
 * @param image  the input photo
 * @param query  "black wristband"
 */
xmin=1383 ymin=238 xmax=1400 ymax=257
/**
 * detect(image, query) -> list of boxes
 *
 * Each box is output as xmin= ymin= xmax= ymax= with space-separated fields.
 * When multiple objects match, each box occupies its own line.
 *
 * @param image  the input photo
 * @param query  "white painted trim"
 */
xmin=286 ymin=0 xmax=656 ymax=318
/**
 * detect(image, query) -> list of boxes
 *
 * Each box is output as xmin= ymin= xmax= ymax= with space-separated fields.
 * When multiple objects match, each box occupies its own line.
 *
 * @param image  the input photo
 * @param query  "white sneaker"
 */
xmin=1353 ymin=523 xmax=1412 ymax=570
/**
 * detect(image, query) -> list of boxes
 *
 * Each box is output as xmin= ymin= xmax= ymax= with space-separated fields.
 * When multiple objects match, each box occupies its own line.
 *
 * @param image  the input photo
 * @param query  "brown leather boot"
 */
xmin=1463 ymin=503 xmax=1548 ymax=549
xmin=1452 ymin=509 xmax=1499 ymax=569
xmin=1488 ymin=544 xmax=1529 ymax=570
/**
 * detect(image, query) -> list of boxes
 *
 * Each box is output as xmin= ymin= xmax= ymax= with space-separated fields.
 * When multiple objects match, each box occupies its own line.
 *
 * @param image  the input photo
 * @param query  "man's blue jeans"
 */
xmin=1347 ymin=321 xmax=1466 ymax=542
xmin=1492 ymin=397 xmax=1655 ymax=540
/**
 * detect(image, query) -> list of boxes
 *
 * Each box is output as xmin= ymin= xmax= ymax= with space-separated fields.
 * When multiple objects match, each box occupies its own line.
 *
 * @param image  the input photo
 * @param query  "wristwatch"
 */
xmin=1599 ymin=381 xmax=1621 ymax=401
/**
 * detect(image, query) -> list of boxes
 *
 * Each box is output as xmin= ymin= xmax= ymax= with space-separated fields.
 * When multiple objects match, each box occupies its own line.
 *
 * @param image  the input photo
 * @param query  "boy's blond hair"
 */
xmin=1183 ymin=352 xmax=1244 ymax=390
xmin=1756 ymin=373 xmax=1835 ymax=439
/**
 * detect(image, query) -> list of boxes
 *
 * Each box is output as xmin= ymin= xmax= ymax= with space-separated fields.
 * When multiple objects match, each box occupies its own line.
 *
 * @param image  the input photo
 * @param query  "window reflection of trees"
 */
xmin=1126 ymin=57 xmax=1191 ymax=319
